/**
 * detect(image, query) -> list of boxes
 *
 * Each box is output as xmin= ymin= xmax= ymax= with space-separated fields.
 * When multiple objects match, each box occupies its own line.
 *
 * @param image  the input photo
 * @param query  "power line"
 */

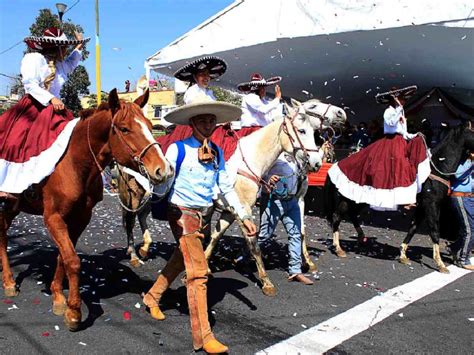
xmin=0 ymin=40 xmax=23 ymax=56
xmin=0 ymin=0 xmax=81 ymax=56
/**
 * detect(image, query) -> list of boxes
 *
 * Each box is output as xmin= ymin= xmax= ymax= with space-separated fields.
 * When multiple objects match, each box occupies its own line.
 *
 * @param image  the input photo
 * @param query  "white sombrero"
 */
xmin=174 ymin=56 xmax=227 ymax=82
xmin=165 ymin=95 xmax=241 ymax=126
xmin=24 ymin=27 xmax=90 ymax=50
xmin=237 ymin=73 xmax=282 ymax=93
xmin=375 ymin=85 xmax=418 ymax=104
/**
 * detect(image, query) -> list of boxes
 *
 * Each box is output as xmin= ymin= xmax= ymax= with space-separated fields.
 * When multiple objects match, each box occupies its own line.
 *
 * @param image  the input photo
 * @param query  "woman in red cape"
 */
xmin=328 ymin=87 xmax=430 ymax=210
xmin=0 ymin=28 xmax=89 ymax=201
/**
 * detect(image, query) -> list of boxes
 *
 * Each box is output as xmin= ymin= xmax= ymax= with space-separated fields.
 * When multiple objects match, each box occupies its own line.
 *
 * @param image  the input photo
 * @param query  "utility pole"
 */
xmin=95 ymin=0 xmax=101 ymax=104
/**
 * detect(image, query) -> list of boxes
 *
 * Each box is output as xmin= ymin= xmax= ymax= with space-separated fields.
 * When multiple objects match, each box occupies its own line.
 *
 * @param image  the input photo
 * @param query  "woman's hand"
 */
xmin=50 ymin=97 xmax=65 ymax=112
xmin=275 ymin=85 xmax=282 ymax=100
xmin=74 ymin=31 xmax=84 ymax=50
xmin=269 ymin=175 xmax=280 ymax=185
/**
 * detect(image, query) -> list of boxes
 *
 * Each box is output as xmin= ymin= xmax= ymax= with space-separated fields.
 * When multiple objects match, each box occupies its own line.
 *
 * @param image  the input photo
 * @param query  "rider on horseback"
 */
xmin=0 ymin=27 xmax=89 ymax=207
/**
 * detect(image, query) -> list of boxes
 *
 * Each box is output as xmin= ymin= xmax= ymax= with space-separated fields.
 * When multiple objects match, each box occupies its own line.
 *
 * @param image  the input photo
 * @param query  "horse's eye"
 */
xmin=298 ymin=129 xmax=306 ymax=134
xmin=119 ymin=127 xmax=129 ymax=134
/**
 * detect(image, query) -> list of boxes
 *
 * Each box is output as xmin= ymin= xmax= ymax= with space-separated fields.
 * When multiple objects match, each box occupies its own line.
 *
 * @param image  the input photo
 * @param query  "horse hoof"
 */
xmin=262 ymin=285 xmax=277 ymax=297
xmin=52 ymin=302 xmax=67 ymax=316
xmin=399 ymin=257 xmax=411 ymax=265
xmin=130 ymin=258 xmax=142 ymax=268
xmin=336 ymin=249 xmax=347 ymax=258
xmin=64 ymin=310 xmax=81 ymax=332
xmin=439 ymin=266 xmax=450 ymax=274
xmin=138 ymin=247 xmax=148 ymax=259
xmin=308 ymin=263 xmax=318 ymax=273
xmin=4 ymin=287 xmax=18 ymax=298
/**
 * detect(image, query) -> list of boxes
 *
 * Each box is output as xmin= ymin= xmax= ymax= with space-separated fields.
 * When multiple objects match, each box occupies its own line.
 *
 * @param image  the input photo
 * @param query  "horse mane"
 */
xmin=431 ymin=124 xmax=466 ymax=156
xmin=78 ymin=103 xmax=111 ymax=120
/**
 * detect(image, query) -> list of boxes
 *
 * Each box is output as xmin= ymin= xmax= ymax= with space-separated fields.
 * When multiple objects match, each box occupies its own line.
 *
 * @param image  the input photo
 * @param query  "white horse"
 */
xmin=204 ymin=98 xmax=347 ymax=296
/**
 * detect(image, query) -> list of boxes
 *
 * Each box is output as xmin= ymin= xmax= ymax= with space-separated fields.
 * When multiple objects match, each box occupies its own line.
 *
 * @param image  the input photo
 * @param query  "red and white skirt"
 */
xmin=328 ymin=134 xmax=430 ymax=210
xmin=0 ymin=95 xmax=78 ymax=194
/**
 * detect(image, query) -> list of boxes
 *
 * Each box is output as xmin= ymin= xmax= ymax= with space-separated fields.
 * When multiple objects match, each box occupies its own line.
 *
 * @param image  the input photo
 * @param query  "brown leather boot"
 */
xmin=289 ymin=273 xmax=314 ymax=285
xmin=202 ymin=338 xmax=229 ymax=354
xmin=143 ymin=248 xmax=184 ymax=320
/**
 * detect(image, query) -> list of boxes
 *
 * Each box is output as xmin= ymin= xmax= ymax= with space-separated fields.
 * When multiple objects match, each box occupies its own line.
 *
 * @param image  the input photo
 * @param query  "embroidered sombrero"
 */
xmin=375 ymin=85 xmax=418 ymax=104
xmin=237 ymin=73 xmax=282 ymax=93
xmin=164 ymin=94 xmax=241 ymax=126
xmin=173 ymin=56 xmax=227 ymax=82
xmin=24 ymin=27 xmax=90 ymax=51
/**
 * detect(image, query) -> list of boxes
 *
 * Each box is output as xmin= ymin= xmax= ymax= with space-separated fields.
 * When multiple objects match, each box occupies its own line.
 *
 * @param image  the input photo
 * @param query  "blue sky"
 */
xmin=0 ymin=0 xmax=234 ymax=95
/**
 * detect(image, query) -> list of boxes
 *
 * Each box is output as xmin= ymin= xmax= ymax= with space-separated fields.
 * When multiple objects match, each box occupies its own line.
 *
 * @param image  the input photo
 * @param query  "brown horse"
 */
xmin=0 ymin=89 xmax=173 ymax=331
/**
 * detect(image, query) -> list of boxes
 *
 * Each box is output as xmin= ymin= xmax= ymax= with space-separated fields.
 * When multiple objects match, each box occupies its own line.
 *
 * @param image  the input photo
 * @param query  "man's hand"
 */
xmin=243 ymin=219 xmax=257 ymax=236
xmin=50 ymin=97 xmax=65 ymax=112
xmin=269 ymin=175 xmax=280 ymax=185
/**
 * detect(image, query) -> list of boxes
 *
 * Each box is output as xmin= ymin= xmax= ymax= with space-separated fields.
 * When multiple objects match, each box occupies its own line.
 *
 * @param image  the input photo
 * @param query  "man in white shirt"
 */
xmin=237 ymin=73 xmax=283 ymax=128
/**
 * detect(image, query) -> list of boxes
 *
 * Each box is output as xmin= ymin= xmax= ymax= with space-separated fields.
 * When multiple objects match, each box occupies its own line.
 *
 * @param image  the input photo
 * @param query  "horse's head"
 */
xmin=291 ymin=98 xmax=347 ymax=128
xmin=107 ymin=89 xmax=173 ymax=185
xmin=280 ymin=106 xmax=323 ymax=172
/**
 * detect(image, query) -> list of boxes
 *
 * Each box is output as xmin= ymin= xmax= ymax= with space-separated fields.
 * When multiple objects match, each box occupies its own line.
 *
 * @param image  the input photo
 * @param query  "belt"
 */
xmin=450 ymin=191 xmax=474 ymax=198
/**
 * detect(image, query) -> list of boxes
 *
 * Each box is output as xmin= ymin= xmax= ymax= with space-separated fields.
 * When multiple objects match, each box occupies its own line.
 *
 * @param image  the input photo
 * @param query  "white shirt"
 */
xmin=183 ymin=84 xmax=216 ymax=104
xmin=240 ymin=93 xmax=281 ymax=127
xmin=166 ymin=136 xmax=247 ymax=219
xmin=383 ymin=105 xmax=416 ymax=140
xmin=264 ymin=153 xmax=299 ymax=195
xmin=21 ymin=49 xmax=82 ymax=106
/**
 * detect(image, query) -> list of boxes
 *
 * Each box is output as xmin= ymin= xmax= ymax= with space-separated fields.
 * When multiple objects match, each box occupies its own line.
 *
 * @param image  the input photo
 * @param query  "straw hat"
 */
xmin=375 ymin=85 xmax=417 ymax=104
xmin=237 ymin=73 xmax=282 ymax=92
xmin=24 ymin=27 xmax=90 ymax=51
xmin=164 ymin=94 xmax=241 ymax=126
xmin=173 ymin=56 xmax=227 ymax=82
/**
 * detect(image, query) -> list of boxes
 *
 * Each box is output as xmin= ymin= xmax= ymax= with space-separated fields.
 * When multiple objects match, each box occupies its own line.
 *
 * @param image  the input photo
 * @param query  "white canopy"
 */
xmin=145 ymin=0 xmax=474 ymax=121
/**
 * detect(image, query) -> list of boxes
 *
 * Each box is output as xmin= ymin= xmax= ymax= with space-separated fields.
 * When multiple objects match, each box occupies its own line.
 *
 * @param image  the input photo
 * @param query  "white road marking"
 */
xmin=257 ymin=262 xmax=473 ymax=355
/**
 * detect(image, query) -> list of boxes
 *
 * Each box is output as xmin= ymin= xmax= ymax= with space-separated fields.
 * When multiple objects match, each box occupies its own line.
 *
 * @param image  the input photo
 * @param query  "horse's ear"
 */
xmin=108 ymin=88 xmax=120 ymax=113
xmin=134 ymin=88 xmax=149 ymax=108
xmin=291 ymin=98 xmax=302 ymax=108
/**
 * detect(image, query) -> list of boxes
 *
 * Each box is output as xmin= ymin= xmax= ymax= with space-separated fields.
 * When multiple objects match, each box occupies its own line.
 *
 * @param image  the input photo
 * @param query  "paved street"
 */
xmin=1 ymin=195 xmax=473 ymax=354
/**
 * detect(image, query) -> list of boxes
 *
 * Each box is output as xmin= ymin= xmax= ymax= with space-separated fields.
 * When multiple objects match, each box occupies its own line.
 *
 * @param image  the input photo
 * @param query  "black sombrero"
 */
xmin=173 ymin=56 xmax=227 ymax=82
xmin=375 ymin=85 xmax=418 ymax=104
xmin=237 ymin=73 xmax=282 ymax=93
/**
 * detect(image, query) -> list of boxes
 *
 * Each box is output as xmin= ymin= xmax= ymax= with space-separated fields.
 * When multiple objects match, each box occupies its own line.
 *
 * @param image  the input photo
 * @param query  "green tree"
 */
xmin=28 ymin=9 xmax=91 ymax=116
xmin=211 ymin=86 xmax=242 ymax=106
xmin=87 ymin=92 xmax=109 ymax=108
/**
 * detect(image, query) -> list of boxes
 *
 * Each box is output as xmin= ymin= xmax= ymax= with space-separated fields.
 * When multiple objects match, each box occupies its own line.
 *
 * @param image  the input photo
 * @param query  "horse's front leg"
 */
xmin=204 ymin=210 xmax=233 ymax=274
xmin=298 ymin=196 xmax=317 ymax=272
xmin=0 ymin=201 xmax=18 ymax=297
xmin=122 ymin=208 xmax=141 ymax=267
xmin=244 ymin=230 xmax=277 ymax=297
xmin=399 ymin=207 xmax=423 ymax=265
xmin=137 ymin=202 xmax=152 ymax=259
xmin=51 ymin=208 xmax=92 ymax=318
xmin=44 ymin=212 xmax=83 ymax=331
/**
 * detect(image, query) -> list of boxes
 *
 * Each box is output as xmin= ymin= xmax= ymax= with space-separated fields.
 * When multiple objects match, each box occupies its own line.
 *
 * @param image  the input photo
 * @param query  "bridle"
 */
xmin=87 ymin=105 xmax=160 ymax=177
xmin=237 ymin=105 xmax=331 ymax=190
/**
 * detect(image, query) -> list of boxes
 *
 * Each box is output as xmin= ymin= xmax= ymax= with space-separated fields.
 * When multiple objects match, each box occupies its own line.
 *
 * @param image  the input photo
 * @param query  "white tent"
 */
xmin=145 ymin=0 xmax=474 ymax=121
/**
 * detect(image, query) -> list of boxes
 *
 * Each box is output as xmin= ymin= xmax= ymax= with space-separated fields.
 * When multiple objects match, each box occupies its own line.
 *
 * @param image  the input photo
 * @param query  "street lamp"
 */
xmin=55 ymin=3 xmax=67 ymax=23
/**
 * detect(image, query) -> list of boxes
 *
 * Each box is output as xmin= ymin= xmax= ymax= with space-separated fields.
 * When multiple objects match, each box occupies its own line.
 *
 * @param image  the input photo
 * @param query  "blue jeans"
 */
xmin=258 ymin=194 xmax=302 ymax=275
xmin=450 ymin=196 xmax=474 ymax=265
